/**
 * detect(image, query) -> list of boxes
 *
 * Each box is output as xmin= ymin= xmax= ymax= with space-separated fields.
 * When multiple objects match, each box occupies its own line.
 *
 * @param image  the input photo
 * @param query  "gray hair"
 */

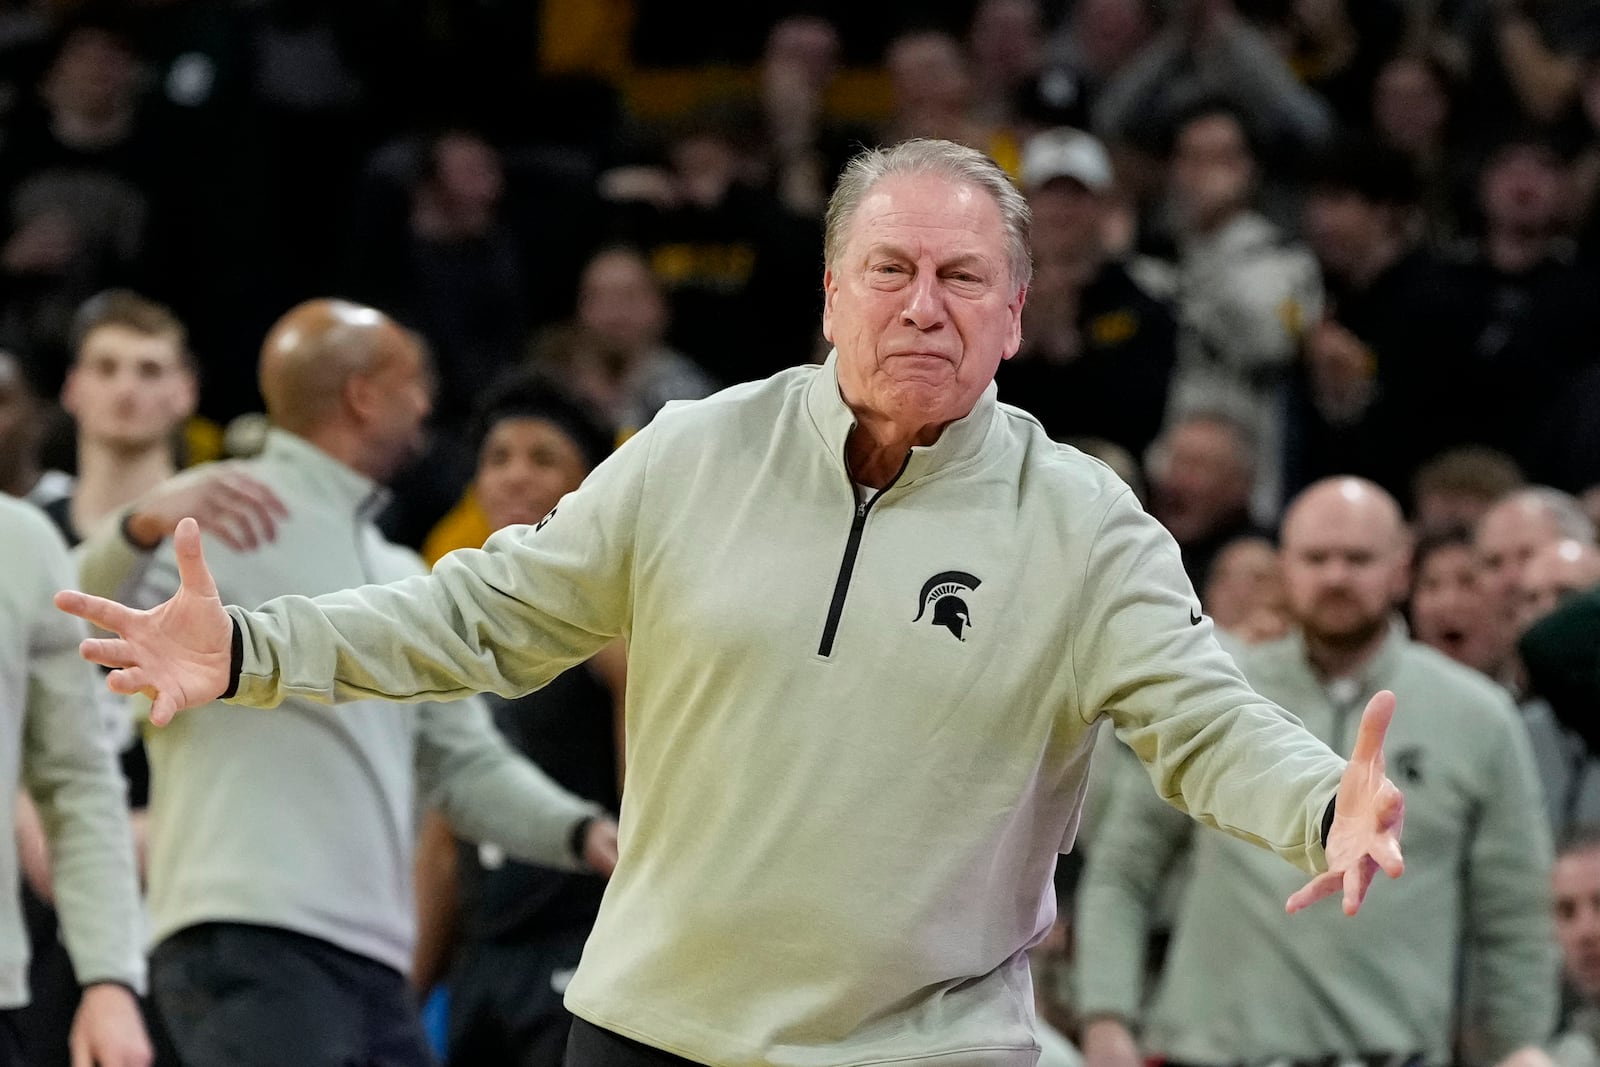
xmin=823 ymin=138 xmax=1033 ymax=290
xmin=1508 ymin=486 xmax=1598 ymax=545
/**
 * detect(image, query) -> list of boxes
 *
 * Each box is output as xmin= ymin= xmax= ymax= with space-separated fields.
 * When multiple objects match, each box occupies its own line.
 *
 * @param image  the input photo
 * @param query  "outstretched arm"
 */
xmin=1075 ymin=489 xmax=1404 ymax=914
xmin=56 ymin=518 xmax=234 ymax=726
xmin=58 ymin=427 xmax=648 ymax=724
xmin=1285 ymin=690 xmax=1406 ymax=915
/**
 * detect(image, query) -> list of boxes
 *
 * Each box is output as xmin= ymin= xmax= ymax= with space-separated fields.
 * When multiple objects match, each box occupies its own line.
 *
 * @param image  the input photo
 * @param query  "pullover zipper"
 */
xmin=816 ymin=455 xmax=908 ymax=657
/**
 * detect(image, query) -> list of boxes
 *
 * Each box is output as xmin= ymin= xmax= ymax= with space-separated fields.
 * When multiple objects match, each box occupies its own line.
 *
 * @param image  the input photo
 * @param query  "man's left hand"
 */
xmin=70 ymin=983 xmax=152 ymax=1067
xmin=1286 ymin=689 xmax=1406 ymax=916
xmin=583 ymin=818 xmax=620 ymax=877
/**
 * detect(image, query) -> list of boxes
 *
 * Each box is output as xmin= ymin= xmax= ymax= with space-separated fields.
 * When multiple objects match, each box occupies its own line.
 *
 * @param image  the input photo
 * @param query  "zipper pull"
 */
xmin=857 ymin=501 xmax=867 ymax=518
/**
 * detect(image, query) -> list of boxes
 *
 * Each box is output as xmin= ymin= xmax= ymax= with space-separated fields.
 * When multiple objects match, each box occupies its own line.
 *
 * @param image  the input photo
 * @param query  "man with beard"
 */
xmin=1077 ymin=477 xmax=1555 ymax=1067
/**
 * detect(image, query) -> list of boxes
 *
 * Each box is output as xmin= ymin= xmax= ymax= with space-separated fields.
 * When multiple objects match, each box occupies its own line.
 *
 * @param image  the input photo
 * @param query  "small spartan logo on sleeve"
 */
xmin=535 ymin=507 xmax=557 ymax=532
xmin=914 ymin=571 xmax=982 ymax=640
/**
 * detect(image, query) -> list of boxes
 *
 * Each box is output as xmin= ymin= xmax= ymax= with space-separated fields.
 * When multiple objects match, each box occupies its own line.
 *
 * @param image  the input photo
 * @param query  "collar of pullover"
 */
xmin=259 ymin=429 xmax=390 ymax=522
xmin=804 ymin=349 xmax=1001 ymax=490
xmin=1289 ymin=617 xmax=1409 ymax=701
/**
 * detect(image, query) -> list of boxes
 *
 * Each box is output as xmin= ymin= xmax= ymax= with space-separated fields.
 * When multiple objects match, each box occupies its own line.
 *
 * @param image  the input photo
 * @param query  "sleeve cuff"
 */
xmin=221 ymin=619 xmax=243 ymax=700
xmin=568 ymin=814 xmax=596 ymax=864
xmin=119 ymin=511 xmax=157 ymax=552
xmin=79 ymin=978 xmax=143 ymax=997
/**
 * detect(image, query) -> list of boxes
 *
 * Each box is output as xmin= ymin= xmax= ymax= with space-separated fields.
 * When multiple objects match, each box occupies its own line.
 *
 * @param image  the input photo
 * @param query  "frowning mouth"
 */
xmin=886 ymin=351 xmax=955 ymax=365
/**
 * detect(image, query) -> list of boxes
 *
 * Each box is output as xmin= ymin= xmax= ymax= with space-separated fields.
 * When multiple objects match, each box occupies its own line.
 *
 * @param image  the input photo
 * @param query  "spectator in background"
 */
xmin=1037 ymin=0 xmax=1160 ymax=134
xmin=0 ymin=16 xmax=161 ymax=390
xmin=40 ymin=290 xmax=197 ymax=547
xmin=422 ymin=245 xmax=713 ymax=565
xmin=599 ymin=101 xmax=824 ymax=387
xmin=1156 ymin=100 xmax=1322 ymax=520
xmin=345 ymin=128 xmax=528 ymax=436
xmin=73 ymin=298 xmax=616 ymax=1067
xmin=1201 ymin=533 xmax=1290 ymax=644
xmin=1371 ymin=48 xmax=1469 ymax=242
xmin=994 ymin=127 xmax=1176 ymax=460
xmin=1289 ymin=133 xmax=1461 ymax=504
xmin=1476 ymin=486 xmax=1598 ymax=653
xmin=1551 ymin=829 xmax=1600 ymax=1066
xmin=964 ymin=0 xmax=1049 ymax=135
xmin=747 ymin=15 xmax=871 ymax=220
xmin=1448 ymin=135 xmax=1600 ymax=489
xmin=1478 ymin=487 xmax=1600 ymax=837
xmin=1411 ymin=445 xmax=1527 ymax=538
xmin=0 ymin=348 xmax=52 ymax=502
xmin=1092 ymin=0 xmax=1333 ymax=159
xmin=879 ymin=25 xmax=1019 ymax=170
xmin=1518 ymin=538 xmax=1600 ymax=635
xmin=1513 ymin=541 xmax=1600 ymax=837
xmin=411 ymin=374 xmax=623 ymax=1067
xmin=343 ymin=128 xmax=533 ymax=552
xmin=535 ymin=244 xmax=717 ymax=438
xmin=1279 ymin=0 xmax=1406 ymax=130
xmin=1146 ymin=409 xmax=1271 ymax=590
xmin=1076 ymin=477 xmax=1557 ymax=1067
xmin=1409 ymin=525 xmax=1510 ymax=679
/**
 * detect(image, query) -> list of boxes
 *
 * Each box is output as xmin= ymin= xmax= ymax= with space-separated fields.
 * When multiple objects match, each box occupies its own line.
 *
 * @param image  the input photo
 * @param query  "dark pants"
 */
xmin=445 ymin=933 xmax=586 ymax=1067
xmin=448 ymin=1010 xmax=570 ymax=1067
xmin=564 ymin=1018 xmax=706 ymax=1066
xmin=152 ymin=923 xmax=433 ymax=1067
xmin=15 ymin=883 xmax=75 ymax=1067
xmin=0 ymin=1010 xmax=24 ymax=1067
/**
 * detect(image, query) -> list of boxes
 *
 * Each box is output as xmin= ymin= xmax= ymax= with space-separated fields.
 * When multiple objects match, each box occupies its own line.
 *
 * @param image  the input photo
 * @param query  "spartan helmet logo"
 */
xmin=913 ymin=571 xmax=983 ymax=641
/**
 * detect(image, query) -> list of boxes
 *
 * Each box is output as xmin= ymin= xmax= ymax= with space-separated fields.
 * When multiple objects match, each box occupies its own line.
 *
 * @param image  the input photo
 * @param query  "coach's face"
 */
xmin=824 ymin=171 xmax=1025 ymax=442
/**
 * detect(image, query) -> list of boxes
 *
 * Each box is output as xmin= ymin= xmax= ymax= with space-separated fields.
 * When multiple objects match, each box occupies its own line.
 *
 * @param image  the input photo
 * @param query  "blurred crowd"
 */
xmin=3 ymin=0 xmax=1600 ymax=1065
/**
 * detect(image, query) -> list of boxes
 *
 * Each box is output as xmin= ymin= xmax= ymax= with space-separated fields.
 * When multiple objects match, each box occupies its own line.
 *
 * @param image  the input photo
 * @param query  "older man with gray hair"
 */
xmin=61 ymin=140 xmax=1407 ymax=1067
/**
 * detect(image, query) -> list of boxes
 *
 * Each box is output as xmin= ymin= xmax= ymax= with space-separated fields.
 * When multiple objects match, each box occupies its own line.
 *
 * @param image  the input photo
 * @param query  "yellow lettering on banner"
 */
xmin=650 ymin=244 xmax=758 ymax=289
xmin=1089 ymin=310 xmax=1138 ymax=346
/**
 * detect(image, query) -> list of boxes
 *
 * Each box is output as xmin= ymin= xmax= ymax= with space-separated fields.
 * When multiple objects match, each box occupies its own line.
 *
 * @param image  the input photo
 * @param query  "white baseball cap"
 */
xmin=1019 ymin=127 xmax=1113 ymax=193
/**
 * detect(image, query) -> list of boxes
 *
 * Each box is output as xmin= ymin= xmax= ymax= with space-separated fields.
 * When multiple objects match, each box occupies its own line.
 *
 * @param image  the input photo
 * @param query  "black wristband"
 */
xmin=119 ymin=511 xmax=157 ymax=551
xmin=1320 ymin=796 xmax=1337 ymax=849
xmin=79 ymin=979 xmax=140 ymax=998
xmin=569 ymin=815 xmax=597 ymax=862
xmin=220 ymin=618 xmax=243 ymax=699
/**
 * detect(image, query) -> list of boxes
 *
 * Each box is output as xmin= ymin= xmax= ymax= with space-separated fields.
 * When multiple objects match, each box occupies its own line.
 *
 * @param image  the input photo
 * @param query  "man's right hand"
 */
xmin=121 ymin=462 xmax=287 ymax=552
xmin=1082 ymin=1017 xmax=1142 ymax=1067
xmin=56 ymin=518 xmax=234 ymax=726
